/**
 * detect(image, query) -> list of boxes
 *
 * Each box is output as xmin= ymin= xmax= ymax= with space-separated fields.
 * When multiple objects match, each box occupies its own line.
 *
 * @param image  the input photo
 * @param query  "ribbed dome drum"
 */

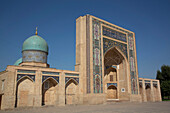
xmin=22 ymin=35 xmax=48 ymax=63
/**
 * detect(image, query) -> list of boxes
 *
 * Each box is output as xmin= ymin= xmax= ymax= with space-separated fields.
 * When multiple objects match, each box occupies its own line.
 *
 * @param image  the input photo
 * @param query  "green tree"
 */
xmin=161 ymin=81 xmax=170 ymax=99
xmin=156 ymin=65 xmax=170 ymax=100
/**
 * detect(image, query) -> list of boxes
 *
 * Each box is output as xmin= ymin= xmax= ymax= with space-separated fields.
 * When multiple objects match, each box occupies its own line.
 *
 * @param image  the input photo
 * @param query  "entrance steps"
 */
xmin=106 ymin=99 xmax=129 ymax=104
xmin=107 ymin=99 xmax=120 ymax=103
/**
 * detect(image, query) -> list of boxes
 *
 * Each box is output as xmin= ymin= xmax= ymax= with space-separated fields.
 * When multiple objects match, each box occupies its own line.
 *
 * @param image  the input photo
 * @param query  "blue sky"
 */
xmin=0 ymin=0 xmax=170 ymax=79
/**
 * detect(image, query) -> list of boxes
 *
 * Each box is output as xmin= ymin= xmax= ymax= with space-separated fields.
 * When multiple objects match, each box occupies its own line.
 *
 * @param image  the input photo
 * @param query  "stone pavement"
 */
xmin=1 ymin=101 xmax=170 ymax=113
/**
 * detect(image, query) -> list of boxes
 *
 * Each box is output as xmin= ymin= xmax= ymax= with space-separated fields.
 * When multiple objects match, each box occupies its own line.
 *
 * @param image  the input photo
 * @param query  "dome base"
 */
xmin=20 ymin=62 xmax=49 ymax=68
xmin=22 ymin=50 xmax=47 ymax=63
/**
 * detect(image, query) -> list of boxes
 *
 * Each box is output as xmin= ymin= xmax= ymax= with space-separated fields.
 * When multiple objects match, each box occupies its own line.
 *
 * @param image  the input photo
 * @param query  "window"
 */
xmin=121 ymin=88 xmax=125 ymax=92
xmin=110 ymin=75 xmax=113 ymax=81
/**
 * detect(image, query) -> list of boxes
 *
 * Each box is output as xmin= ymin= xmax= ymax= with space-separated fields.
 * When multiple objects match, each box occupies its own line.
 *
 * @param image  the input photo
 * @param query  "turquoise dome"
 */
xmin=14 ymin=58 xmax=22 ymax=65
xmin=22 ymin=35 xmax=48 ymax=53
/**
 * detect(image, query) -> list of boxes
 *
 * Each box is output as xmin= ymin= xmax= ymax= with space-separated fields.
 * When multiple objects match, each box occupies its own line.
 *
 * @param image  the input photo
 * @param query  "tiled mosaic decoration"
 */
xmin=103 ymin=26 xmax=126 ymax=42
xmin=22 ymin=51 xmax=47 ymax=63
xmin=42 ymin=71 xmax=59 ymax=75
xmin=42 ymin=76 xmax=59 ymax=83
xmin=17 ymin=74 xmax=35 ymax=82
xmin=103 ymin=38 xmax=128 ymax=58
xmin=107 ymin=83 xmax=117 ymax=88
xmin=128 ymin=34 xmax=138 ymax=94
xmin=65 ymin=77 xmax=79 ymax=84
xmin=93 ymin=19 xmax=103 ymax=93
xmin=105 ymin=65 xmax=117 ymax=70
xmin=91 ymin=17 xmax=138 ymax=94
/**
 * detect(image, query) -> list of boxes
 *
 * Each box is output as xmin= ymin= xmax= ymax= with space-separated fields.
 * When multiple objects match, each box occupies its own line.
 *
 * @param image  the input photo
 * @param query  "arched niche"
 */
xmin=65 ymin=79 xmax=78 ymax=105
xmin=107 ymin=85 xmax=117 ymax=99
xmin=145 ymin=84 xmax=151 ymax=102
xmin=42 ymin=77 xmax=58 ymax=106
xmin=15 ymin=76 xmax=34 ymax=107
xmin=104 ymin=47 xmax=130 ymax=100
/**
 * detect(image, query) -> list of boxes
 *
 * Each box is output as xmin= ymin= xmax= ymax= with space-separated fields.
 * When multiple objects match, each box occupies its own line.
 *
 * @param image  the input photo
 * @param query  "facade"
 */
xmin=0 ymin=15 xmax=161 ymax=110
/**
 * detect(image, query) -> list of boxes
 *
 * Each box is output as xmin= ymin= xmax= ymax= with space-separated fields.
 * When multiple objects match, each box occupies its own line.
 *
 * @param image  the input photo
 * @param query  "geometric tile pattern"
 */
xmin=22 ymin=51 xmax=47 ymax=63
xmin=42 ymin=71 xmax=59 ymax=75
xmin=92 ymin=18 xmax=103 ymax=93
xmin=17 ymin=74 xmax=35 ymax=82
xmin=65 ymin=77 xmax=79 ymax=84
xmin=42 ymin=76 xmax=59 ymax=83
xmin=107 ymin=83 xmax=117 ymax=88
xmin=92 ymin=18 xmax=139 ymax=94
xmin=128 ymin=34 xmax=138 ymax=94
xmin=103 ymin=26 xmax=127 ymax=42
xmin=103 ymin=38 xmax=128 ymax=58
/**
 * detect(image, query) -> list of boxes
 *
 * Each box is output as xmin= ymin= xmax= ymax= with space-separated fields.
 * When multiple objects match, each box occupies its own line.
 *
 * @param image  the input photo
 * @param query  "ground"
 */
xmin=1 ymin=101 xmax=170 ymax=113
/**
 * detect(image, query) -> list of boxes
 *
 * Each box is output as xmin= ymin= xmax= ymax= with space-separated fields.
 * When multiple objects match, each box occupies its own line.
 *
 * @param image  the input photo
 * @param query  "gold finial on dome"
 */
xmin=35 ymin=27 xmax=38 ymax=35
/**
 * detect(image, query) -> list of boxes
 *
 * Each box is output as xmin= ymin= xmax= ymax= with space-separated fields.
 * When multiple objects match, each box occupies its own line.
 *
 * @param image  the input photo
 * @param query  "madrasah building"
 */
xmin=0 ymin=15 xmax=162 ymax=110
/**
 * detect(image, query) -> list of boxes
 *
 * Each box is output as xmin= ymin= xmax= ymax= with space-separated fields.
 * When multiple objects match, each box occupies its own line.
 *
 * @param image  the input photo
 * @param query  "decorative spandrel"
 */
xmin=17 ymin=74 xmax=35 ymax=82
xmin=103 ymin=38 xmax=128 ymax=58
xmin=42 ymin=76 xmax=59 ymax=83
xmin=65 ymin=77 xmax=79 ymax=84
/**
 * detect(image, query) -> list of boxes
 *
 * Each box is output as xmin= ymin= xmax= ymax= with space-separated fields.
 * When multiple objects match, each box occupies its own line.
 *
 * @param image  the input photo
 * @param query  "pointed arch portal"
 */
xmin=15 ymin=76 xmax=34 ymax=107
xmin=65 ymin=79 xmax=78 ymax=105
xmin=42 ymin=78 xmax=58 ymax=105
xmin=104 ymin=47 xmax=130 ymax=100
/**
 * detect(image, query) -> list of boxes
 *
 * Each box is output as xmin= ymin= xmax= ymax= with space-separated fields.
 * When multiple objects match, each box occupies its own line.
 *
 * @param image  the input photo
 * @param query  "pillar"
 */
xmin=58 ymin=71 xmax=65 ymax=106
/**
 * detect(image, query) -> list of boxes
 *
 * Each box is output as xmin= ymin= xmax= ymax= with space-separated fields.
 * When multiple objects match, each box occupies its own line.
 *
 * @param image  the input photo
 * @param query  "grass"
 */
xmin=162 ymin=96 xmax=170 ymax=101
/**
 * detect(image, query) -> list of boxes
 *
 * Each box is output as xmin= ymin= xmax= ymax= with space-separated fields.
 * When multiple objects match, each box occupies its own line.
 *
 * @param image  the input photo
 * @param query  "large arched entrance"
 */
xmin=65 ymin=79 xmax=78 ymax=105
xmin=104 ymin=47 xmax=130 ymax=100
xmin=16 ymin=76 xmax=34 ymax=107
xmin=42 ymin=78 xmax=58 ymax=106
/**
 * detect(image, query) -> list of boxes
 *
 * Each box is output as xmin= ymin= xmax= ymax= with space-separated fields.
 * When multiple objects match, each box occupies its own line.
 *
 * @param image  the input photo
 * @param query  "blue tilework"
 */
xmin=22 ymin=51 xmax=47 ymax=63
xmin=42 ymin=76 xmax=59 ymax=83
xmin=103 ymin=38 xmax=128 ymax=58
xmin=107 ymin=83 xmax=117 ymax=88
xmin=93 ymin=19 xmax=103 ymax=93
xmin=42 ymin=71 xmax=59 ymax=75
xmin=17 ymin=74 xmax=35 ymax=82
xmin=103 ymin=26 xmax=126 ymax=42
xmin=65 ymin=77 xmax=79 ymax=84
xmin=92 ymin=18 xmax=138 ymax=94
